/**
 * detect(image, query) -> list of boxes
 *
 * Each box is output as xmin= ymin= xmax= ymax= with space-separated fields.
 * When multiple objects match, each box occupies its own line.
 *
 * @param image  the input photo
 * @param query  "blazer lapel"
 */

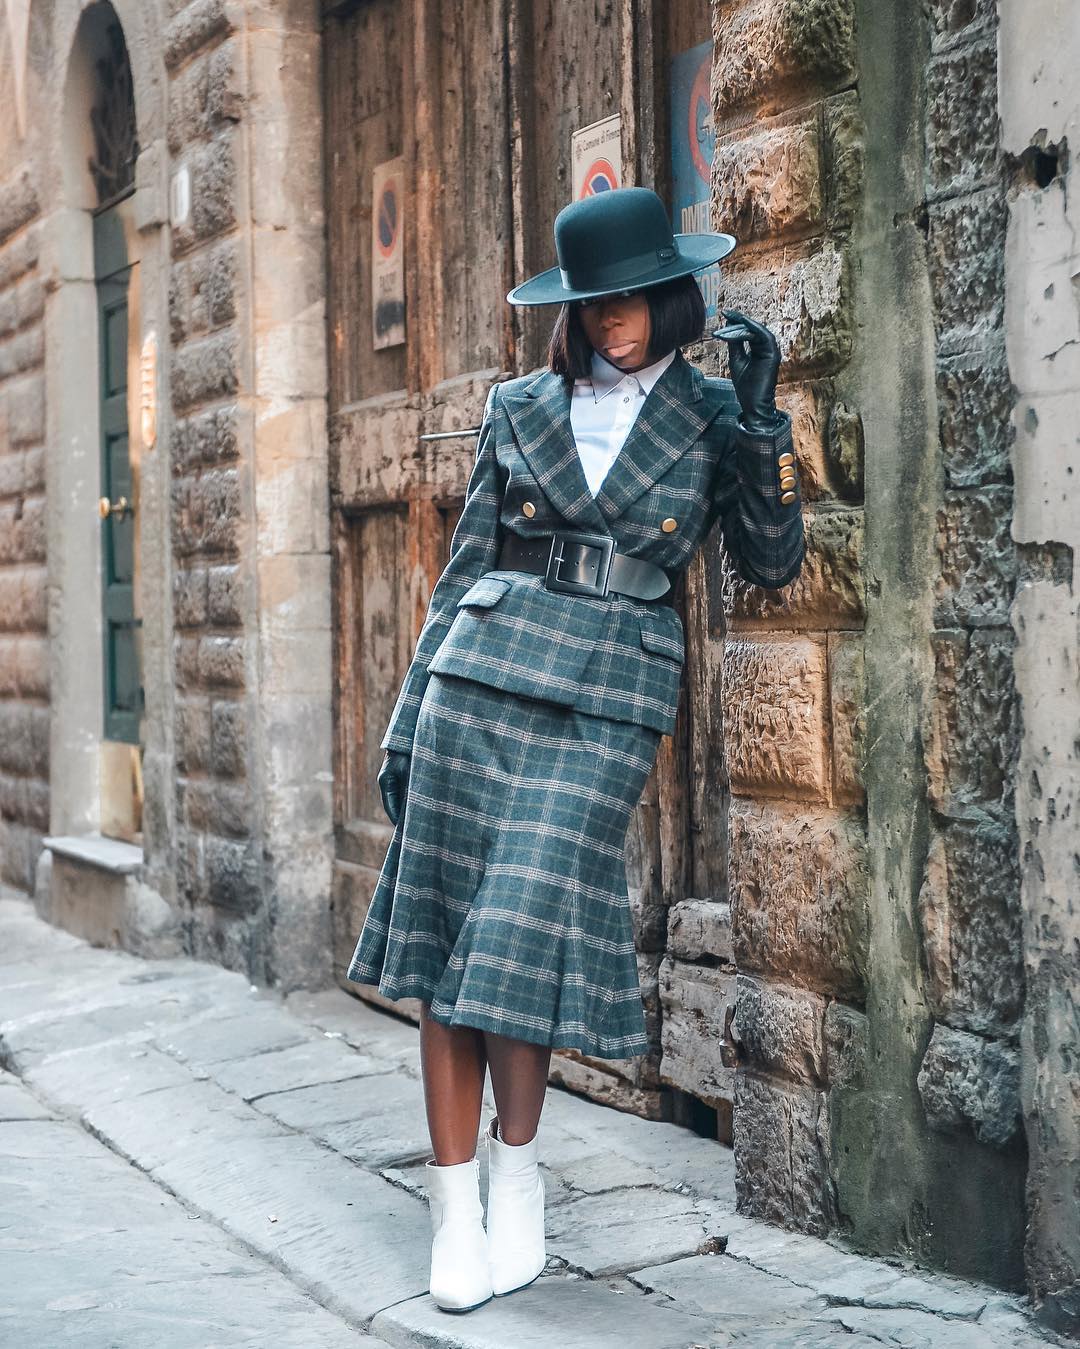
xmin=501 ymin=349 xmax=722 ymax=533
xmin=501 ymin=371 xmax=609 ymax=532
xmin=593 ymin=349 xmax=717 ymax=522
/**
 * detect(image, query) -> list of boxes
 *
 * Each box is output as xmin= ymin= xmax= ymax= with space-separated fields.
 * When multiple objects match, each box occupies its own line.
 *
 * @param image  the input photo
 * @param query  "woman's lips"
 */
xmin=605 ymin=341 xmax=636 ymax=358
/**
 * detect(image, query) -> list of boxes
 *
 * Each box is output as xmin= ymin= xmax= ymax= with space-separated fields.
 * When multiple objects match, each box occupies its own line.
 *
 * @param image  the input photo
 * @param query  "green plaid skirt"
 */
xmin=347 ymin=671 xmax=662 ymax=1058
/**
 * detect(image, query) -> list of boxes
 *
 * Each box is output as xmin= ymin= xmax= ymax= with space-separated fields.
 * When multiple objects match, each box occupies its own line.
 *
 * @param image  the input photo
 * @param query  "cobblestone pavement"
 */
xmin=0 ymin=891 xmax=1066 ymax=1348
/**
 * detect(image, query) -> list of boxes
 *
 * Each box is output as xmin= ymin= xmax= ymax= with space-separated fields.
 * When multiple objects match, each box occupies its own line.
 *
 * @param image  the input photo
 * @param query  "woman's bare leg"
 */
xmin=483 ymin=1030 xmax=552 ymax=1144
xmin=419 ymin=1002 xmax=489 ymax=1164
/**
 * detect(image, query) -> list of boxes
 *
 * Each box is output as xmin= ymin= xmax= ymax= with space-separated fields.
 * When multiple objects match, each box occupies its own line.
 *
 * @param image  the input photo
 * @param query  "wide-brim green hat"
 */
xmin=506 ymin=186 xmax=736 ymax=307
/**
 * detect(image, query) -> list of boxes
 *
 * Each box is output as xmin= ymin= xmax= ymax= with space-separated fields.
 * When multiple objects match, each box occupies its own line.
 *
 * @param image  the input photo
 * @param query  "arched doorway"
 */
xmin=89 ymin=17 xmax=143 ymax=765
xmin=38 ymin=1 xmax=165 ymax=944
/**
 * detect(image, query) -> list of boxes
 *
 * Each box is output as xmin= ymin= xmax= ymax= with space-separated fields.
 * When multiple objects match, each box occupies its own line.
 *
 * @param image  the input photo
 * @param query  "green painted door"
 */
xmin=94 ymin=206 xmax=142 ymax=744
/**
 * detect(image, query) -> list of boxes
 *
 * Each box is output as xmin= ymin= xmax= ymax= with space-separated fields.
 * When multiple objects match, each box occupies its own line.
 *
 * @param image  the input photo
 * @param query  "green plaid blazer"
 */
xmin=380 ymin=348 xmax=804 ymax=751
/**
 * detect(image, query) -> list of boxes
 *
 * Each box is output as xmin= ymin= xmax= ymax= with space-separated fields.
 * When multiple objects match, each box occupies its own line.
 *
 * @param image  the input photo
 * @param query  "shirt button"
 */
xmin=623 ymin=396 xmax=630 ymax=403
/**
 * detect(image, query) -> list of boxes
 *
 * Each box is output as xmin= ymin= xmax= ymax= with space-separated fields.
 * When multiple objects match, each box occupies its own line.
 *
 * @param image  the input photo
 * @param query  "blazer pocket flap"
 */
xmin=456 ymin=575 xmax=512 ymax=609
xmin=639 ymin=620 xmax=683 ymax=661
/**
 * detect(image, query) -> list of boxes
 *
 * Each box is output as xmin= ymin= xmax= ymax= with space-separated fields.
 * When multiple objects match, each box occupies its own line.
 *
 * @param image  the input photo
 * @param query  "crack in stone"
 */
xmin=243 ymin=1066 xmax=401 ymax=1104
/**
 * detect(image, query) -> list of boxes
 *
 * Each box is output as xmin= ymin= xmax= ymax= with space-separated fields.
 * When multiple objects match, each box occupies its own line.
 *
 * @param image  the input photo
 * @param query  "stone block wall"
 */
xmin=707 ymin=0 xmax=1031 ymax=1289
xmin=165 ymin=0 xmax=333 ymax=987
xmin=0 ymin=177 xmax=47 ymax=893
xmin=0 ymin=1 xmax=332 ymax=991
xmin=916 ymin=0 xmax=1026 ymax=1220
xmin=707 ymin=0 xmax=868 ymax=1237
xmin=166 ymin=4 xmax=262 ymax=969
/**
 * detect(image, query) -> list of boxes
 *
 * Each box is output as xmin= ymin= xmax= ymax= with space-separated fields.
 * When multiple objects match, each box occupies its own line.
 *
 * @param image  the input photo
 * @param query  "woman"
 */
xmin=347 ymin=187 xmax=804 ymax=1313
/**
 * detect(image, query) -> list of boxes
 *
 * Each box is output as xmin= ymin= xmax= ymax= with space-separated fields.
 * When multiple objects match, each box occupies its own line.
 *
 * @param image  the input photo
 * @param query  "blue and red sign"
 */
xmin=670 ymin=40 xmax=720 ymax=325
xmin=579 ymin=157 xmax=618 ymax=197
xmin=375 ymin=178 xmax=400 ymax=260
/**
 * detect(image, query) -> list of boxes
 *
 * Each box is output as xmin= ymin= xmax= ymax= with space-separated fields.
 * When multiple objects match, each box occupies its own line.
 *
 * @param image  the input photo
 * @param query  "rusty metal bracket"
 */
xmin=719 ymin=1000 xmax=744 ymax=1068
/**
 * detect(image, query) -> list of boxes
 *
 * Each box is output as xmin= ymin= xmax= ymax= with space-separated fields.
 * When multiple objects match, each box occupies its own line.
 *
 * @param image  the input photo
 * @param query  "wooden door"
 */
xmin=323 ymin=0 xmax=514 ymax=990
xmin=94 ymin=203 xmax=142 ymax=747
xmin=322 ymin=0 xmax=722 ymax=1126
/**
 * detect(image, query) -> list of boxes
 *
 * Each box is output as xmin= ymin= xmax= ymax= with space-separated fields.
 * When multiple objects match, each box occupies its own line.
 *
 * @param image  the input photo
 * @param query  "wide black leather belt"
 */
xmin=494 ymin=530 xmax=674 ymax=603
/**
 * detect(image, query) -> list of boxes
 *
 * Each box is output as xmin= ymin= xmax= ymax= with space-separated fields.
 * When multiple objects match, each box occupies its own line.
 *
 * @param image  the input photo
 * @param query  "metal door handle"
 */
xmin=98 ymin=495 xmax=133 ymax=519
xmin=418 ymin=427 xmax=482 ymax=441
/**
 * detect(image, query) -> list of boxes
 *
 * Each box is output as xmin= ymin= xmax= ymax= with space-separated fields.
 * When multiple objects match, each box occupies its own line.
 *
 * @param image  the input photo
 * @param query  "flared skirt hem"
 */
xmin=345 ymin=968 xmax=650 ymax=1059
xmin=347 ymin=672 xmax=661 ymax=1062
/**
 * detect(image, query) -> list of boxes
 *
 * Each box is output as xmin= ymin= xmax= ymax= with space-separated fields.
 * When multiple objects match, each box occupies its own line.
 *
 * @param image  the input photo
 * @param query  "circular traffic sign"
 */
xmin=376 ymin=178 xmax=400 ymax=259
xmin=579 ymin=158 xmax=618 ymax=197
xmin=687 ymin=53 xmax=714 ymax=185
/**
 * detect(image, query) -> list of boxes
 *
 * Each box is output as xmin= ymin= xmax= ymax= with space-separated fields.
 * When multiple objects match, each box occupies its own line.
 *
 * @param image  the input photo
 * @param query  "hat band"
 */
xmin=559 ymin=243 xmax=679 ymax=293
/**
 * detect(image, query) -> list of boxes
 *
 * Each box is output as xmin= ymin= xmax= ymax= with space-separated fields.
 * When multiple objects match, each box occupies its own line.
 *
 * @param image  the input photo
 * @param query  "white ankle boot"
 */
xmin=424 ymin=1155 xmax=493 ymax=1312
xmin=484 ymin=1114 xmax=546 ymax=1296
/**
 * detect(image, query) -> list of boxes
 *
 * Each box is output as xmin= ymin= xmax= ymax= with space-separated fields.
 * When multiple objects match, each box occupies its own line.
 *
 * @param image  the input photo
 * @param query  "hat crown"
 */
xmin=552 ymin=188 xmax=679 ymax=293
xmin=504 ymin=185 xmax=736 ymax=305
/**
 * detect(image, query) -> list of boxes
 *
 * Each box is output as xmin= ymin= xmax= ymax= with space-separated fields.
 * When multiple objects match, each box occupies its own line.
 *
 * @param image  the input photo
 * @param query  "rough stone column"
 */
xmin=831 ymin=0 xmax=1026 ymax=1289
xmin=0 ymin=173 xmax=46 ymax=892
xmin=708 ymin=0 xmax=868 ymax=1237
xmin=1000 ymin=3 xmax=1080 ymax=1331
xmin=167 ymin=0 xmax=332 ymax=987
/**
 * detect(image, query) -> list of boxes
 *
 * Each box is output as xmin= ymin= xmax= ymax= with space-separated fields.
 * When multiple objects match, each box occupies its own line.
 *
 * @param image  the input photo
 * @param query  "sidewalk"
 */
xmin=0 ymin=890 xmax=1064 ymax=1348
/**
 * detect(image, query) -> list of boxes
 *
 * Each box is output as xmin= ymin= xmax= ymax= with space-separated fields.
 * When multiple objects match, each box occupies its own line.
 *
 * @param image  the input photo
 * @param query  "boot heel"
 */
xmin=425 ymin=1156 xmax=493 ymax=1312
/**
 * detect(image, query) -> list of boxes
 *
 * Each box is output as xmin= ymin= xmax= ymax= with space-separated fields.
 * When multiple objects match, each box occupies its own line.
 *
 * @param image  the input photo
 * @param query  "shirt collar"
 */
xmin=587 ymin=345 xmax=677 ymax=401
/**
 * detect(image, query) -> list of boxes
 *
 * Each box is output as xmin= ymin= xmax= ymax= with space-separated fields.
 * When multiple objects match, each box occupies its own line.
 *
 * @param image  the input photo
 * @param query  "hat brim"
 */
xmin=505 ymin=232 xmax=737 ymax=307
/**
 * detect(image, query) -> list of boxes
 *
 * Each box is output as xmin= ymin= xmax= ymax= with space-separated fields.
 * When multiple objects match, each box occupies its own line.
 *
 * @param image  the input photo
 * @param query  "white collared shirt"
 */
xmin=569 ymin=346 xmax=678 ymax=496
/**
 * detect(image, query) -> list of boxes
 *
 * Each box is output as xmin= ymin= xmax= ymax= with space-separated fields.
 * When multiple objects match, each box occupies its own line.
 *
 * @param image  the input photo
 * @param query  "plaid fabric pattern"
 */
xmin=348 ymin=671 xmax=662 ymax=1058
xmin=354 ymin=350 xmax=804 ymax=1055
xmin=379 ymin=348 xmax=803 ymax=752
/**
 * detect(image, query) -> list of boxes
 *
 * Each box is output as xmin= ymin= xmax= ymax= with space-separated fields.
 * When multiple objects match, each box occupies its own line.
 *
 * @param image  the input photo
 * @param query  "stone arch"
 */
xmin=35 ymin=0 xmax=178 ymax=949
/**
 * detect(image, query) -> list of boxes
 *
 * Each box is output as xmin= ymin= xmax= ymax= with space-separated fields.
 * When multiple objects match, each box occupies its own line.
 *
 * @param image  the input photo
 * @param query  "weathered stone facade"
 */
xmin=0 ymin=0 xmax=334 ymax=990
xmin=0 ymin=166 xmax=46 ymax=894
xmin=695 ymin=0 xmax=1070 ymax=1317
xmin=704 ymin=0 xmax=869 ymax=1247
xmin=1000 ymin=1 xmax=1080 ymax=1332
xmin=163 ymin=0 xmax=333 ymax=988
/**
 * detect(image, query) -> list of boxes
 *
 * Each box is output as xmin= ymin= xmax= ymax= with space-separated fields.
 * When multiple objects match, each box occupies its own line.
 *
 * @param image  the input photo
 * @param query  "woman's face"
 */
xmin=576 ymin=290 xmax=652 ymax=370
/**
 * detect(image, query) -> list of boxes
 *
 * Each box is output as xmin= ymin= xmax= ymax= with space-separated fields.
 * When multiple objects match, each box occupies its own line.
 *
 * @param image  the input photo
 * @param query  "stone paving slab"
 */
xmin=210 ymin=1037 xmax=392 ymax=1100
xmin=533 ymin=1078 xmax=740 ymax=1205
xmin=724 ymin=1222 xmax=991 ymax=1318
xmin=0 ymin=965 xmax=254 ymax=1068
xmin=155 ymin=1005 xmax=315 ymax=1067
xmin=256 ymin=1071 xmax=435 ymax=1166
xmin=0 ymin=1069 xmax=55 ymax=1120
xmin=544 ymin=1185 xmax=724 ymax=1276
xmin=629 ymin=1250 xmax=831 ymax=1326
xmin=369 ymin=1275 xmax=718 ymax=1349
xmin=821 ymin=1302 xmax=1051 ymax=1348
xmin=0 ymin=1082 xmax=388 ymax=1347
xmin=0 ymin=895 xmax=1066 ymax=1349
xmin=286 ymin=987 xmax=427 ymax=1071
xmin=63 ymin=1070 xmax=435 ymax=1325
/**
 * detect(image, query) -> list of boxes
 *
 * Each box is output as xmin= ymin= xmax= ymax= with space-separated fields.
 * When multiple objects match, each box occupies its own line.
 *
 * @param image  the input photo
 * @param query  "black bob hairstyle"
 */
xmin=546 ymin=273 xmax=707 ymax=382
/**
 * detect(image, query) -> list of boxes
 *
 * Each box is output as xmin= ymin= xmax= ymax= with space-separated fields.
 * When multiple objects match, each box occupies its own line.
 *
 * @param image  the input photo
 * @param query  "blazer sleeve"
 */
xmin=380 ymin=383 xmax=506 ymax=754
xmin=710 ymin=408 xmax=805 ymax=590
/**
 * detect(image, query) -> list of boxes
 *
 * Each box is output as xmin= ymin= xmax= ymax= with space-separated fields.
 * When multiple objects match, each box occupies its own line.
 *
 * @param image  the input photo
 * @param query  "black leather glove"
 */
xmin=712 ymin=309 xmax=784 ymax=435
xmin=378 ymin=750 xmax=411 ymax=826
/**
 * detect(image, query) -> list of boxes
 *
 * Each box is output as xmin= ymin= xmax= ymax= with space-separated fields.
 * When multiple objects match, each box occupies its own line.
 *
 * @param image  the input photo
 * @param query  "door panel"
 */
xmin=324 ymin=0 xmax=406 ymax=407
xmin=322 ymin=0 xmax=716 ymax=1126
xmin=94 ymin=207 xmax=142 ymax=745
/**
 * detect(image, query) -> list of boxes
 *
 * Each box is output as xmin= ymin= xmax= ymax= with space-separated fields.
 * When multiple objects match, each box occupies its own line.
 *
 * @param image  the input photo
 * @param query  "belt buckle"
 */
xmin=544 ymin=529 xmax=615 ymax=598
